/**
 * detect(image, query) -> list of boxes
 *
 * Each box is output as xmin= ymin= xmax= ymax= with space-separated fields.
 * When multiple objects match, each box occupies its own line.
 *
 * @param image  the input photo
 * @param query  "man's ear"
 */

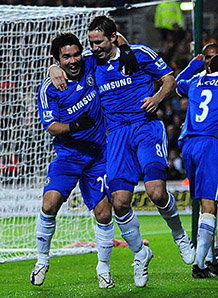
xmin=111 ymin=31 xmax=117 ymax=43
xmin=208 ymin=66 xmax=212 ymax=74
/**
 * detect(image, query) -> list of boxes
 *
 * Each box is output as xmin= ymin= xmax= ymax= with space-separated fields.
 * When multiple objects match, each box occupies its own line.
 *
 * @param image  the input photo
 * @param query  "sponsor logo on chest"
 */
xmin=99 ymin=77 xmax=132 ymax=93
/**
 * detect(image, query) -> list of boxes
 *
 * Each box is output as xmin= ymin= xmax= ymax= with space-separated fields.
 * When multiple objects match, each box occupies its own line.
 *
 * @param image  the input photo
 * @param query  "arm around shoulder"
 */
xmin=48 ymin=65 xmax=68 ymax=91
xmin=117 ymin=32 xmax=129 ymax=46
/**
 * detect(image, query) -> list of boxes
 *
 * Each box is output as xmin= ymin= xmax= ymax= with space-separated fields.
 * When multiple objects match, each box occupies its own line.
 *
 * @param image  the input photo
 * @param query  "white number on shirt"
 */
xmin=97 ymin=174 xmax=109 ymax=192
xmin=156 ymin=144 xmax=163 ymax=157
xmin=195 ymin=89 xmax=212 ymax=122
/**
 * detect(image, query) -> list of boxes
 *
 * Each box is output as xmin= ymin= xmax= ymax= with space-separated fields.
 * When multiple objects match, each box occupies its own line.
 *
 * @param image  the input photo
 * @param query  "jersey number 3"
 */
xmin=195 ymin=89 xmax=212 ymax=122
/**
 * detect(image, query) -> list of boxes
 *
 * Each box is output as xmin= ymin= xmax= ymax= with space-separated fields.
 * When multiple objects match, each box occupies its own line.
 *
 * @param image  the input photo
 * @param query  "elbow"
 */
xmin=47 ymin=122 xmax=62 ymax=136
xmin=47 ymin=122 xmax=70 ymax=136
xmin=48 ymin=129 xmax=57 ymax=136
xmin=47 ymin=126 xmax=59 ymax=136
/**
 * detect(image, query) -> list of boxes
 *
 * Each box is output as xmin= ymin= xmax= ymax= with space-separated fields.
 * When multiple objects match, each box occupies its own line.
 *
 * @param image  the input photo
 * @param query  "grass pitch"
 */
xmin=1 ymin=215 xmax=218 ymax=298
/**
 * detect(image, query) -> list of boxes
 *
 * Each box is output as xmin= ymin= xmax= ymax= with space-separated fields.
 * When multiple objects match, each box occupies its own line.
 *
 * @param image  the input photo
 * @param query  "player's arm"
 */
xmin=140 ymin=74 xmax=177 ymax=113
xmin=47 ymin=122 xmax=70 ymax=136
xmin=176 ymin=78 xmax=190 ymax=98
xmin=47 ymin=112 xmax=95 ymax=136
xmin=117 ymin=32 xmax=128 ymax=45
xmin=47 ymin=64 xmax=68 ymax=91
xmin=176 ymin=54 xmax=205 ymax=81
xmin=38 ymin=85 xmax=95 ymax=136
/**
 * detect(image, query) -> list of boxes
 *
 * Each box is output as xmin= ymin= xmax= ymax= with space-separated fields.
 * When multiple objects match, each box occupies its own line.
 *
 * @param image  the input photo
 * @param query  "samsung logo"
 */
xmin=67 ymin=90 xmax=96 ymax=114
xmin=99 ymin=77 xmax=132 ymax=93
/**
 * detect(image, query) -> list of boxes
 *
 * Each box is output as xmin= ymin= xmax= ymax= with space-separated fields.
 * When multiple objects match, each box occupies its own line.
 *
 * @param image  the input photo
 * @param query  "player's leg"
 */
xmin=31 ymin=157 xmax=79 ymax=286
xmin=80 ymin=150 xmax=115 ymax=289
xmin=137 ymin=120 xmax=194 ymax=264
xmin=192 ymin=199 xmax=217 ymax=278
xmin=145 ymin=178 xmax=195 ymax=265
xmin=205 ymin=213 xmax=218 ymax=275
xmin=111 ymin=188 xmax=153 ymax=287
xmin=93 ymin=195 xmax=115 ymax=288
xmin=112 ymin=189 xmax=144 ymax=254
xmin=183 ymin=136 xmax=218 ymax=277
xmin=106 ymin=125 xmax=152 ymax=287
xmin=205 ymin=245 xmax=214 ymax=264
xmin=30 ymin=190 xmax=65 ymax=286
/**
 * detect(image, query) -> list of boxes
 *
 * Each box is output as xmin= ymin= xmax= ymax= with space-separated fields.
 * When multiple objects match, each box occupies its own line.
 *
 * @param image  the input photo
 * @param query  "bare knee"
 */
xmin=145 ymin=180 xmax=168 ymax=207
xmin=42 ymin=191 xmax=64 ymax=215
xmin=111 ymin=190 xmax=132 ymax=217
xmin=94 ymin=196 xmax=112 ymax=224
xmin=201 ymin=199 xmax=217 ymax=215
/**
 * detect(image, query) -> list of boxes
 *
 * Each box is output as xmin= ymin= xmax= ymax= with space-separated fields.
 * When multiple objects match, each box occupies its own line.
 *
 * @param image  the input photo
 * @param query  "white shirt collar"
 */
xmin=207 ymin=71 xmax=218 ymax=77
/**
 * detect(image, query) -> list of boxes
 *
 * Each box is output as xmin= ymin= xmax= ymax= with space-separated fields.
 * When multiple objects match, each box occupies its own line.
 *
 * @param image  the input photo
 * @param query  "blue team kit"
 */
xmin=38 ymin=55 xmax=109 ymax=209
xmin=91 ymin=44 xmax=173 ymax=191
xmin=177 ymin=71 xmax=218 ymax=200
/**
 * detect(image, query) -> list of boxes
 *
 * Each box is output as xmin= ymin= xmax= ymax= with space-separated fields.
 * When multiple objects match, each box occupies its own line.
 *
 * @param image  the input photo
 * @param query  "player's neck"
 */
xmin=109 ymin=46 xmax=118 ymax=60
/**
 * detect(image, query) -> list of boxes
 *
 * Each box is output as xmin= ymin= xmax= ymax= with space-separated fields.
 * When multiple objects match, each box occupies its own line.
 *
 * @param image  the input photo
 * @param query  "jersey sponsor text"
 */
xmin=99 ymin=77 xmax=132 ymax=93
xmin=67 ymin=90 xmax=96 ymax=114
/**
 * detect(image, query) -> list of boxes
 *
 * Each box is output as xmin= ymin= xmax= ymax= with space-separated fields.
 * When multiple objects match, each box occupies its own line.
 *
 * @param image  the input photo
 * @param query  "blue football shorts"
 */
xmin=106 ymin=120 xmax=169 ymax=193
xmin=43 ymin=144 xmax=110 ymax=210
xmin=181 ymin=136 xmax=218 ymax=201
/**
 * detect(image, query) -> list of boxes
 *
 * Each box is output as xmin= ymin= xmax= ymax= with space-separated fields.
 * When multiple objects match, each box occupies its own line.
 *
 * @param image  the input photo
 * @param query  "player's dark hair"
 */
xmin=209 ymin=54 xmax=218 ymax=72
xmin=88 ymin=15 xmax=117 ymax=39
xmin=51 ymin=32 xmax=83 ymax=61
xmin=202 ymin=43 xmax=218 ymax=55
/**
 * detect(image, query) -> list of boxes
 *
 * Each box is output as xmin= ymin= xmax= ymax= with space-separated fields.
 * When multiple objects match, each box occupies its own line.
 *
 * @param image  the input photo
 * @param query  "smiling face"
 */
xmin=58 ymin=44 xmax=83 ymax=79
xmin=88 ymin=30 xmax=117 ymax=61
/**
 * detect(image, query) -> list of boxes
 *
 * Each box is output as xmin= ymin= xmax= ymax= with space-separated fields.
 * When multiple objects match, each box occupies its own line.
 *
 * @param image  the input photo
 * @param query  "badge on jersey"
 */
xmin=43 ymin=110 xmax=54 ymax=122
xmin=155 ymin=58 xmax=167 ymax=70
xmin=86 ymin=74 xmax=94 ymax=86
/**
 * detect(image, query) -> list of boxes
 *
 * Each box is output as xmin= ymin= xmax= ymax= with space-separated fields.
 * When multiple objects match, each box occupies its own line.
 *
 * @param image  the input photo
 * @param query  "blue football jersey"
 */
xmin=177 ymin=71 xmax=218 ymax=144
xmin=38 ymin=55 xmax=106 ymax=155
xmin=93 ymin=44 xmax=173 ymax=130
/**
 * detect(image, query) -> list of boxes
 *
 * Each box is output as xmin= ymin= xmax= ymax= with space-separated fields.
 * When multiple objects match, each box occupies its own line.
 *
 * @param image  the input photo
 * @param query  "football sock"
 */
xmin=115 ymin=209 xmax=144 ymax=254
xmin=36 ymin=210 xmax=56 ymax=265
xmin=196 ymin=213 xmax=216 ymax=269
xmin=96 ymin=220 xmax=114 ymax=274
xmin=156 ymin=192 xmax=184 ymax=239
xmin=206 ymin=244 xmax=214 ymax=263
xmin=206 ymin=216 xmax=217 ymax=263
xmin=134 ymin=244 xmax=149 ymax=262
